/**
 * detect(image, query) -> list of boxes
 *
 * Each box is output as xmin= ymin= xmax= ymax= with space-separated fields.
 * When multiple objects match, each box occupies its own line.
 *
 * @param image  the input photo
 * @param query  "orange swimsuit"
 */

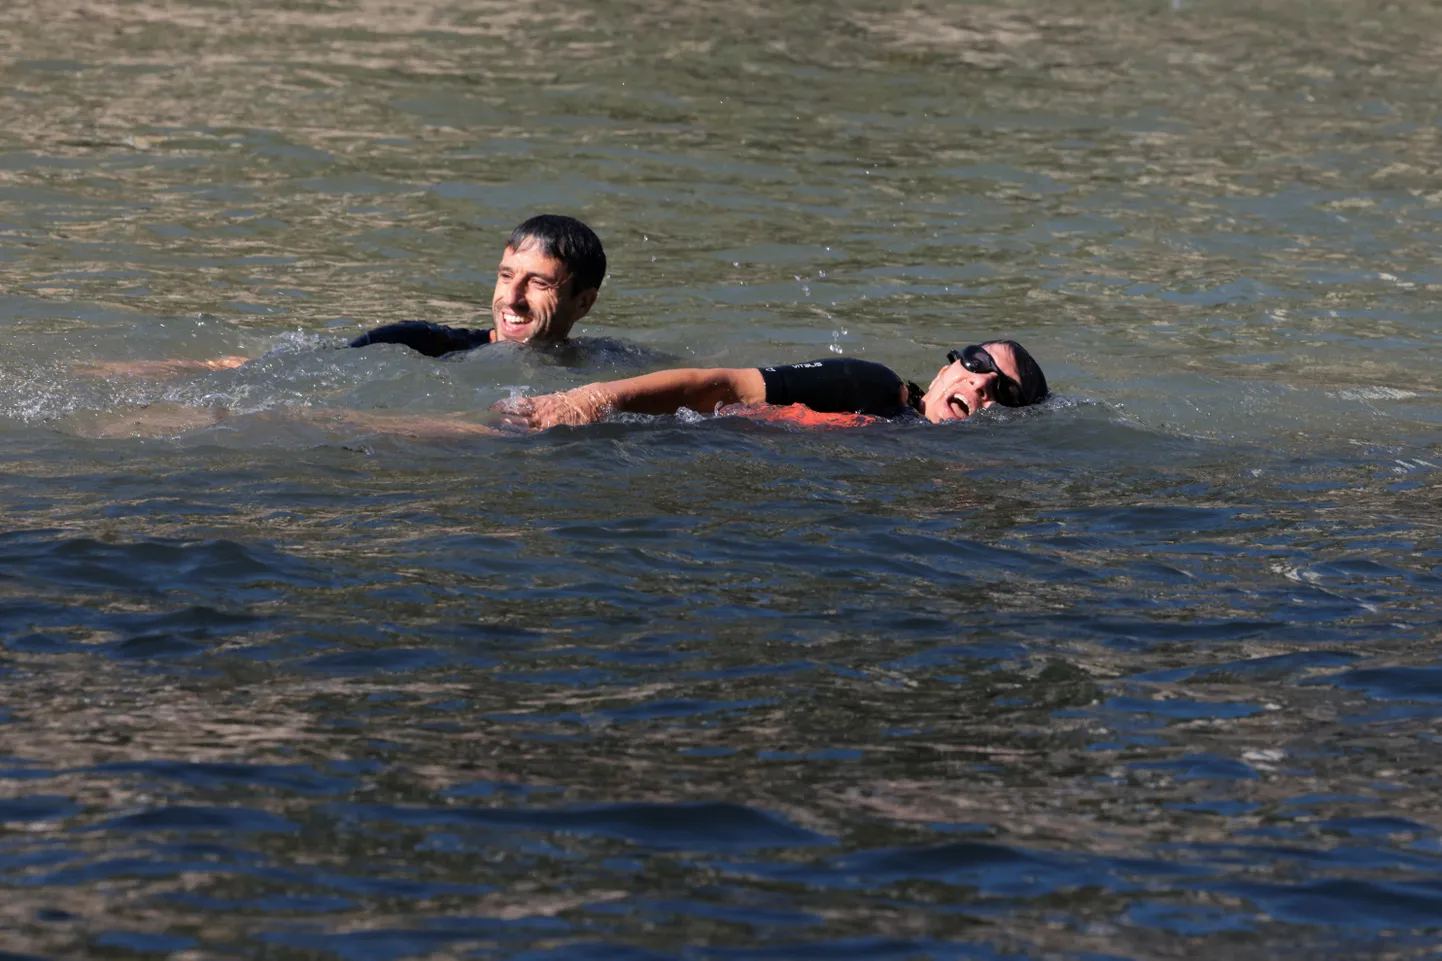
xmin=717 ymin=403 xmax=881 ymax=429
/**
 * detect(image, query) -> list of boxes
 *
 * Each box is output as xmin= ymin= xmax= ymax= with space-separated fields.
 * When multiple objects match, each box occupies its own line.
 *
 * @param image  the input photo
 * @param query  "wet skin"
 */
xmin=492 ymin=242 xmax=597 ymax=345
xmin=915 ymin=341 xmax=1025 ymax=423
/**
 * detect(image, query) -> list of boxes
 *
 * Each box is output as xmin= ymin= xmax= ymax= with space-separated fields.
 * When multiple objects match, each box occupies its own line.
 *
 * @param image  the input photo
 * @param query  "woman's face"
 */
xmin=918 ymin=342 xmax=1024 ymax=423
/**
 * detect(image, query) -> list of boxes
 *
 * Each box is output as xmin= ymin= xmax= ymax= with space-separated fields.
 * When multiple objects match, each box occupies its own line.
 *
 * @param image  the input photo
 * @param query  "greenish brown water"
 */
xmin=4 ymin=1 xmax=1442 ymax=958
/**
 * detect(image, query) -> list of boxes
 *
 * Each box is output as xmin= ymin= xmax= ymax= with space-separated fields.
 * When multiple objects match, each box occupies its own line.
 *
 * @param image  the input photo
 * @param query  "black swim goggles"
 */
xmin=948 ymin=344 xmax=1025 ymax=408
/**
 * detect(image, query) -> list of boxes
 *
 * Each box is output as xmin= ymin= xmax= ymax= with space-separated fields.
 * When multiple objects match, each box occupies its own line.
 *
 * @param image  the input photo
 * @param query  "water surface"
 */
xmin=3 ymin=0 xmax=1442 ymax=957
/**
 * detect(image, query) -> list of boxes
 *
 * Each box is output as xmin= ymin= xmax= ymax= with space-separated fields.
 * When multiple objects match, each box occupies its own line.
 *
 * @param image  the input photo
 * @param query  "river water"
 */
xmin=3 ymin=0 xmax=1442 ymax=957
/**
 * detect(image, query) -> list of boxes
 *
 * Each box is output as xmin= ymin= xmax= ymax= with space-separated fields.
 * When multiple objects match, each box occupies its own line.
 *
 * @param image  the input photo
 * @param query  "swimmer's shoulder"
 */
xmin=348 ymin=321 xmax=493 ymax=357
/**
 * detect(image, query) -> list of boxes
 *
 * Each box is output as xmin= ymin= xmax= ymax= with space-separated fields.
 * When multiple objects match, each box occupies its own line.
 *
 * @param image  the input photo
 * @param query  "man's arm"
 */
xmin=307 ymin=409 xmax=498 ymax=438
xmin=79 ymin=321 xmax=493 ymax=379
xmin=513 ymin=367 xmax=766 ymax=429
xmin=65 ymin=403 xmax=497 ymax=440
xmin=77 ymin=355 xmax=251 ymax=378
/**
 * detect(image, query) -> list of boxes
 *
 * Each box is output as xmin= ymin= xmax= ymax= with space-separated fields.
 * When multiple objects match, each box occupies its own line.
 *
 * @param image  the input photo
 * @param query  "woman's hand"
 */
xmin=496 ymin=368 xmax=760 ymax=430
xmin=499 ymin=386 xmax=612 ymax=430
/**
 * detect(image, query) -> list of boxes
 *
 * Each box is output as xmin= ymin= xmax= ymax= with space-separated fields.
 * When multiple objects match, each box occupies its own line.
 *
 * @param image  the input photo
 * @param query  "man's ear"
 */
xmin=571 ymin=286 xmax=598 ymax=320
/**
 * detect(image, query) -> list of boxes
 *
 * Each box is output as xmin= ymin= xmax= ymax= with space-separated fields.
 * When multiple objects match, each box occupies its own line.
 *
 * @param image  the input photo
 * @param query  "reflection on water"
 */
xmin=4 ymin=0 xmax=1442 ymax=957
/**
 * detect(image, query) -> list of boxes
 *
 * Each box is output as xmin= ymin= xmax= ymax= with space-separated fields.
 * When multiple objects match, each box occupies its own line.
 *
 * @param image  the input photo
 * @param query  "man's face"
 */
xmin=918 ymin=341 xmax=1025 ymax=424
xmin=491 ymin=242 xmax=597 ymax=345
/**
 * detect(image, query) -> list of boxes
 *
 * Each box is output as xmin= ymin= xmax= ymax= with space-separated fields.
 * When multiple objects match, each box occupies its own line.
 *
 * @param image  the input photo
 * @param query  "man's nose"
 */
xmin=501 ymin=277 xmax=527 ymax=306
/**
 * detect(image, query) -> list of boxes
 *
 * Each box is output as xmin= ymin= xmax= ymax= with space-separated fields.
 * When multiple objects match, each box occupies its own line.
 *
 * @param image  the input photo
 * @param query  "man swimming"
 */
xmin=85 ymin=214 xmax=608 ymax=377
xmin=508 ymin=340 xmax=1048 ymax=430
xmin=347 ymin=213 xmax=607 ymax=356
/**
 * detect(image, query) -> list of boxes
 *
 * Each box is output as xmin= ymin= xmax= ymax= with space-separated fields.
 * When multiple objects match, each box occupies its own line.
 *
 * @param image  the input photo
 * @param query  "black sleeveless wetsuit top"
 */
xmin=759 ymin=358 xmax=922 ymax=418
xmin=348 ymin=321 xmax=493 ymax=358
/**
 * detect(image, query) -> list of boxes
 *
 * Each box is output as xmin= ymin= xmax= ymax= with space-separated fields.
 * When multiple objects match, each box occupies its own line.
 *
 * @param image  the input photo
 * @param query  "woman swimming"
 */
xmin=509 ymin=340 xmax=1048 ymax=430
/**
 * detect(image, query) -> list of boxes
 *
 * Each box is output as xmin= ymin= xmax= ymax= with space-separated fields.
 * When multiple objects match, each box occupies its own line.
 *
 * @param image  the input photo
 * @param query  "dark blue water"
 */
xmin=5 ymin=0 xmax=1442 ymax=957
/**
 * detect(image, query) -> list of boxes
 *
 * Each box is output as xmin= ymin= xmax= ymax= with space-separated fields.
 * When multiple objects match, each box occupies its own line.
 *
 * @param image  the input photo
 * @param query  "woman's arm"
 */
xmin=513 ymin=367 xmax=766 ymax=429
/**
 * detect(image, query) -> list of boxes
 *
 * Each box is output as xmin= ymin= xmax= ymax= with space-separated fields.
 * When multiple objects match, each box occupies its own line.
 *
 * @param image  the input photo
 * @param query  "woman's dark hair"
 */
xmin=989 ymin=339 xmax=1049 ymax=406
xmin=507 ymin=214 xmax=607 ymax=294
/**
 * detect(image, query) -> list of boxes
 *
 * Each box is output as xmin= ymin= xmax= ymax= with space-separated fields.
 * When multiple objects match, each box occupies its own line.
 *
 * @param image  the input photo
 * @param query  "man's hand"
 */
xmin=499 ymin=387 xmax=611 ymax=430
xmin=318 ymin=410 xmax=497 ymax=438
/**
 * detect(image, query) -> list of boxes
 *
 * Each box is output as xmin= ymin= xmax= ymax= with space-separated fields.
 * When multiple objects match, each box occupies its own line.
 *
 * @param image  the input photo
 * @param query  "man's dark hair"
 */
xmin=991 ymin=339 xmax=1049 ymax=406
xmin=507 ymin=214 xmax=607 ymax=294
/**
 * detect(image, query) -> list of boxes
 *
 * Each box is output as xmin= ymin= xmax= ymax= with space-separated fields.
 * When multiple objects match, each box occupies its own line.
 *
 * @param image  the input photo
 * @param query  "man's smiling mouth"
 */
xmin=948 ymin=394 xmax=970 ymax=419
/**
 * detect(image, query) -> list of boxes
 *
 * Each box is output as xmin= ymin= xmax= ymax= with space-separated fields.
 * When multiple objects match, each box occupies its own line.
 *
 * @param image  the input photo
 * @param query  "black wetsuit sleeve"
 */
xmin=758 ymin=358 xmax=908 ymax=417
xmin=347 ymin=321 xmax=493 ymax=358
